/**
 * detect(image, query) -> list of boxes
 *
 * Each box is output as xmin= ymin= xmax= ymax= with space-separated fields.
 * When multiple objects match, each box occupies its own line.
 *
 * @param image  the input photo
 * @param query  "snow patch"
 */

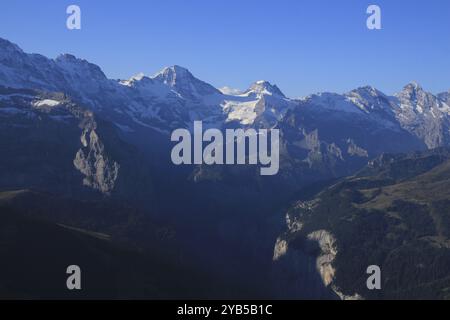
xmin=33 ymin=99 xmax=61 ymax=108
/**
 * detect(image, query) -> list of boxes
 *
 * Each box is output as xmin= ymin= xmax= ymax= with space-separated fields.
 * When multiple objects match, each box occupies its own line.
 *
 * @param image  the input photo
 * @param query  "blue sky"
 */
xmin=1 ymin=0 xmax=449 ymax=97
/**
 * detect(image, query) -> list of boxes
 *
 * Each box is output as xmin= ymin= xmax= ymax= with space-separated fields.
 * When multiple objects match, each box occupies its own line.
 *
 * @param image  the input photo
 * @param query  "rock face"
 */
xmin=74 ymin=128 xmax=119 ymax=194
xmin=273 ymin=238 xmax=289 ymax=261
xmin=0 ymin=87 xmax=119 ymax=195
xmin=306 ymin=230 xmax=337 ymax=287
xmin=394 ymin=82 xmax=450 ymax=148
xmin=271 ymin=214 xmax=339 ymax=299
xmin=272 ymin=207 xmax=342 ymax=299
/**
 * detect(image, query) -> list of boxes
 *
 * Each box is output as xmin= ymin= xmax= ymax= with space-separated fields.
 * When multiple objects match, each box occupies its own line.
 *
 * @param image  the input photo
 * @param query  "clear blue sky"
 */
xmin=1 ymin=0 xmax=449 ymax=97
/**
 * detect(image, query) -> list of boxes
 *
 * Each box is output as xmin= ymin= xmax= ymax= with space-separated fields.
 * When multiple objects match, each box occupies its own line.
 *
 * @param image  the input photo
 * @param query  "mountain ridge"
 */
xmin=1 ymin=37 xmax=450 ymax=135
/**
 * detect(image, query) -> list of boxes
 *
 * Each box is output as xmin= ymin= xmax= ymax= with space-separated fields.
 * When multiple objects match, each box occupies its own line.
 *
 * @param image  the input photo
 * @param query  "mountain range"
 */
xmin=1 ymin=37 xmax=450 ymax=299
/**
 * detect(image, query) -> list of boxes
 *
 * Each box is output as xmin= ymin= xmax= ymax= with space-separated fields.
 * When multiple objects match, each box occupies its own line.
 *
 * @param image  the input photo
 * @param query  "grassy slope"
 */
xmin=286 ymin=150 xmax=450 ymax=299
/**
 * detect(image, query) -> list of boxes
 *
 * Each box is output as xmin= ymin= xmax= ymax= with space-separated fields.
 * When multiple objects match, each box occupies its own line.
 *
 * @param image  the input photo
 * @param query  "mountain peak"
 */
xmin=403 ymin=81 xmax=424 ymax=92
xmin=396 ymin=82 xmax=431 ymax=103
xmin=152 ymin=65 xmax=221 ymax=98
xmin=153 ymin=65 xmax=192 ymax=81
xmin=344 ymin=86 xmax=397 ymax=115
xmin=0 ymin=38 xmax=25 ymax=62
xmin=353 ymin=85 xmax=382 ymax=96
xmin=55 ymin=53 xmax=107 ymax=81
xmin=55 ymin=53 xmax=78 ymax=62
xmin=246 ymin=80 xmax=285 ymax=98
xmin=169 ymin=64 xmax=190 ymax=73
xmin=130 ymin=72 xmax=146 ymax=81
xmin=0 ymin=38 xmax=23 ymax=53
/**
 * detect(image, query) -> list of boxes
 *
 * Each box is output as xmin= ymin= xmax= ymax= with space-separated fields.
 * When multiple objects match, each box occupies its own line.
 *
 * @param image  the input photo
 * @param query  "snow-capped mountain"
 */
xmin=0 ymin=38 xmax=294 ymax=131
xmin=393 ymin=82 xmax=450 ymax=148
xmin=276 ymin=88 xmax=426 ymax=184
xmin=0 ymin=38 xmax=113 ymax=101
xmin=219 ymin=80 xmax=294 ymax=126
xmin=152 ymin=65 xmax=222 ymax=99
xmin=301 ymin=86 xmax=395 ymax=117
xmin=1 ymin=36 xmax=450 ymax=166
xmin=244 ymin=80 xmax=286 ymax=98
xmin=346 ymin=86 xmax=396 ymax=116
